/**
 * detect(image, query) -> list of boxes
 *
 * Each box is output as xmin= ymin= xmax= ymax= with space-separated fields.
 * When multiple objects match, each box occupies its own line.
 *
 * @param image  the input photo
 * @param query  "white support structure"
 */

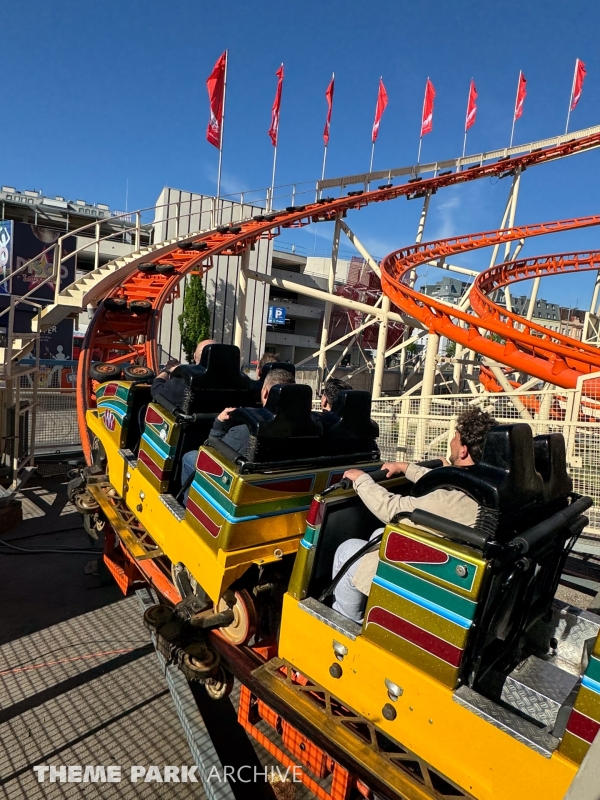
xmin=338 ymin=220 xmax=381 ymax=279
xmin=233 ymin=248 xmax=251 ymax=353
xmin=372 ymin=295 xmax=390 ymax=399
xmin=317 ymin=216 xmax=342 ymax=387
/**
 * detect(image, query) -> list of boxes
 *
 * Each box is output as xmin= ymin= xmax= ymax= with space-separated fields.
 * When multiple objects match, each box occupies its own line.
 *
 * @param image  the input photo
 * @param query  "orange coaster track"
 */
xmin=381 ymin=222 xmax=600 ymax=390
xmin=78 ymin=130 xmax=600 ymax=463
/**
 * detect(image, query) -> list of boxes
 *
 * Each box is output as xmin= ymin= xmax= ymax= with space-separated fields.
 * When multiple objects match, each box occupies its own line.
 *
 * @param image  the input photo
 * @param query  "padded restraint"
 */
xmin=228 ymin=383 xmax=322 ymax=462
xmin=533 ymin=433 xmax=573 ymax=504
xmin=152 ymin=344 xmax=258 ymax=416
xmin=259 ymin=361 xmax=296 ymax=382
xmin=412 ymin=424 xmax=545 ymax=540
xmin=319 ymin=390 xmax=380 ymax=458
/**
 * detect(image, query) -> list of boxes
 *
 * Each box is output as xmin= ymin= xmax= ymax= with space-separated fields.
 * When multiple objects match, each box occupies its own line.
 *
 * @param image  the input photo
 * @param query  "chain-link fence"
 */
xmin=22 ymin=389 xmax=79 ymax=454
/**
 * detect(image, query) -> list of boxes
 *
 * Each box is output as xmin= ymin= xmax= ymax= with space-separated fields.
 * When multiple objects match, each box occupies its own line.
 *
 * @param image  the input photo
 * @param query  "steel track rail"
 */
xmin=78 ymin=129 xmax=600 ymax=462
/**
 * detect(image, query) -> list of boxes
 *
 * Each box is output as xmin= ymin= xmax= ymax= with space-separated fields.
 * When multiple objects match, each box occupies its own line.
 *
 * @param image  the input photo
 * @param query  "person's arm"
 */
xmin=209 ymin=407 xmax=237 ymax=440
xmin=352 ymin=473 xmax=418 ymax=524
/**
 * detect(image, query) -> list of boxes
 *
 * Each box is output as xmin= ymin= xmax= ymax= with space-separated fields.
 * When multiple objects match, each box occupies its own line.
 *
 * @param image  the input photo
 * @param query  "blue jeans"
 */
xmin=332 ymin=528 xmax=384 ymax=624
xmin=181 ymin=450 xmax=198 ymax=503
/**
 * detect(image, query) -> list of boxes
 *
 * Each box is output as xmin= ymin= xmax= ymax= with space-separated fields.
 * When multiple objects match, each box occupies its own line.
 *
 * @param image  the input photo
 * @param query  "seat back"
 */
xmin=323 ymin=390 xmax=380 ymax=458
xmin=229 ymin=384 xmax=323 ymax=463
xmin=151 ymin=344 xmax=260 ymax=492
xmin=533 ymin=432 xmax=573 ymax=505
xmin=412 ymin=423 xmax=544 ymax=539
xmin=259 ymin=361 xmax=295 ymax=382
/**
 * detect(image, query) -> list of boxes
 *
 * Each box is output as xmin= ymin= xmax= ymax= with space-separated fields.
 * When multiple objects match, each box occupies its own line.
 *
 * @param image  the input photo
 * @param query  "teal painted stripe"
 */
xmin=302 ymin=525 xmax=317 ymax=546
xmin=141 ymin=431 xmax=171 ymax=461
xmin=586 ymin=656 xmax=600 ymax=685
xmin=372 ymin=575 xmax=472 ymax=629
xmin=300 ymin=539 xmax=313 ymax=551
xmin=98 ymin=401 xmax=126 ymax=422
xmin=98 ymin=395 xmax=128 ymax=412
xmin=582 ymin=675 xmax=600 ymax=695
xmin=142 ymin=425 xmax=177 ymax=457
xmin=376 ymin=561 xmax=476 ymax=621
xmin=190 ymin=479 xmax=310 ymax=525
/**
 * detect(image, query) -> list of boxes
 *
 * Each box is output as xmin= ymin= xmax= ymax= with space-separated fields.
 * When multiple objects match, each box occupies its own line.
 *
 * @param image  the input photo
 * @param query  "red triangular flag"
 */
xmin=206 ymin=52 xmax=227 ymax=149
xmin=465 ymin=79 xmax=478 ymax=131
xmin=323 ymin=76 xmax=335 ymax=146
xmin=268 ymin=64 xmax=284 ymax=147
xmin=571 ymin=59 xmax=587 ymax=110
xmin=371 ymin=78 xmax=388 ymax=143
xmin=514 ymin=72 xmax=527 ymax=121
xmin=421 ymin=79 xmax=436 ymax=136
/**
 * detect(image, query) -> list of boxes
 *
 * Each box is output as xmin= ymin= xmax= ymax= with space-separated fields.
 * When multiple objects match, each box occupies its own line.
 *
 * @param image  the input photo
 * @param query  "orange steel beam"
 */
xmin=381 ymin=217 xmax=600 ymax=391
xmin=77 ymin=132 xmax=600 ymax=462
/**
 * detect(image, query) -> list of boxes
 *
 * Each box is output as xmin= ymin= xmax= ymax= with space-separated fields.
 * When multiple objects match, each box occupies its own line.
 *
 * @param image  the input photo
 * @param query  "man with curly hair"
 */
xmin=333 ymin=407 xmax=497 ymax=623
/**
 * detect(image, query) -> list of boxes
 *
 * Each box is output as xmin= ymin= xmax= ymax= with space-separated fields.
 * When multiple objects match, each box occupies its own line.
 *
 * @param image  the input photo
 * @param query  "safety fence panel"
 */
xmin=21 ymin=389 xmax=79 ymax=454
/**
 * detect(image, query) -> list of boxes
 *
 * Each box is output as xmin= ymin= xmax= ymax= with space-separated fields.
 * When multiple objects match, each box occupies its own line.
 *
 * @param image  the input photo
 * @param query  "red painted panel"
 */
xmin=146 ymin=407 xmax=165 ymax=426
xmin=327 ymin=471 xmax=344 ymax=487
xmin=197 ymin=450 xmax=224 ymax=478
xmin=187 ymin=496 xmax=221 ymax=538
xmin=567 ymin=709 xmax=600 ymax=743
xmin=385 ymin=532 xmax=449 ymax=565
xmin=366 ymin=605 xmax=463 ymax=667
xmin=104 ymin=384 xmax=118 ymax=397
xmin=138 ymin=449 xmax=165 ymax=479
xmin=254 ymin=476 xmax=314 ymax=493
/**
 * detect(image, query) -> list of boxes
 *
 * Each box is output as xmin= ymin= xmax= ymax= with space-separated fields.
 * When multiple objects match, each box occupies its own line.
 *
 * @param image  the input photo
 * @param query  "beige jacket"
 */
xmin=351 ymin=464 xmax=479 ymax=595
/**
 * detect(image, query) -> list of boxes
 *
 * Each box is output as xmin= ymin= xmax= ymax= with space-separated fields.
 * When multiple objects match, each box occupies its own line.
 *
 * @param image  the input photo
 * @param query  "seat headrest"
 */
xmin=533 ymin=433 xmax=572 ymax=502
xmin=412 ymin=424 xmax=544 ymax=540
xmin=259 ymin=361 xmax=296 ymax=382
xmin=153 ymin=344 xmax=257 ymax=415
xmin=227 ymin=383 xmax=322 ymax=463
xmin=329 ymin=390 xmax=379 ymax=439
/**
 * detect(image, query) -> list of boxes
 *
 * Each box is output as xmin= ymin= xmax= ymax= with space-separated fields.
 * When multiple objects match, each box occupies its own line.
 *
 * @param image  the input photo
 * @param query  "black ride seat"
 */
xmin=152 ymin=344 xmax=259 ymax=491
xmin=209 ymin=388 xmax=380 ymax=472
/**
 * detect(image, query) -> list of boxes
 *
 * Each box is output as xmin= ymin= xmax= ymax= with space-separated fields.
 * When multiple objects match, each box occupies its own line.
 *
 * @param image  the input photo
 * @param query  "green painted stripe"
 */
xmin=587 ymin=655 xmax=600 ymax=684
xmin=142 ymin=423 xmax=178 ymax=456
xmin=116 ymin=385 xmax=131 ymax=401
xmin=398 ymin=552 xmax=476 ymax=593
xmin=196 ymin=474 xmax=312 ymax=519
xmin=302 ymin=524 xmax=318 ymax=546
xmin=376 ymin=561 xmax=477 ymax=621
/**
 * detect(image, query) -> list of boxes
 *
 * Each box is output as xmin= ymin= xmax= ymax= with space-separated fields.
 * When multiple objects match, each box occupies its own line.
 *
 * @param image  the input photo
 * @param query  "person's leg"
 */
xmin=331 ymin=528 xmax=385 ymax=624
xmin=180 ymin=450 xmax=198 ymax=503
xmin=332 ymin=539 xmax=369 ymax=624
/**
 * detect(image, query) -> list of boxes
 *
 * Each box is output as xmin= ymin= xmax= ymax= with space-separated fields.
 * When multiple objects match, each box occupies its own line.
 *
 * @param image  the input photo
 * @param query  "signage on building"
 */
xmin=268 ymin=306 xmax=286 ymax=325
xmin=0 ymin=220 xmax=12 ymax=294
xmin=10 ymin=222 xmax=76 ymax=301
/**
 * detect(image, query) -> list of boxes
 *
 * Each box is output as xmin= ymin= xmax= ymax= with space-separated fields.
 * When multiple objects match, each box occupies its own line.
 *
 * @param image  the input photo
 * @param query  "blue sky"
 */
xmin=3 ymin=0 xmax=600 ymax=307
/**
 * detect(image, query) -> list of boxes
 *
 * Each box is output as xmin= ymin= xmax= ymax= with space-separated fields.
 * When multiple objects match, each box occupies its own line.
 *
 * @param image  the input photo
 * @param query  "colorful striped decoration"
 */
xmin=559 ymin=635 xmax=600 ymax=764
xmin=363 ymin=525 xmax=486 ymax=688
xmin=137 ymin=404 xmax=180 ymax=492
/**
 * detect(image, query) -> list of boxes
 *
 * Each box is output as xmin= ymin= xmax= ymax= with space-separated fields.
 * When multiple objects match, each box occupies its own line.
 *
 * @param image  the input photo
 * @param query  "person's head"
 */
xmin=260 ymin=368 xmax=295 ymax=406
xmin=449 ymin=407 xmax=497 ymax=467
xmin=320 ymin=378 xmax=352 ymax=411
xmin=193 ymin=339 xmax=217 ymax=365
xmin=256 ymin=352 xmax=278 ymax=380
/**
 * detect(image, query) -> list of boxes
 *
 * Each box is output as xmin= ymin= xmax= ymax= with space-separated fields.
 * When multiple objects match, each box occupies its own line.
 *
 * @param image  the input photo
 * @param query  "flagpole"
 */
xmin=269 ymin=63 xmax=283 ymax=212
xmin=269 ymin=144 xmax=278 ymax=212
xmin=216 ymin=49 xmax=228 ymax=201
xmin=369 ymin=77 xmax=381 ymax=173
xmin=509 ymin=71 xmax=520 ymax=149
xmin=565 ymin=59 xmax=578 ymax=134
xmin=369 ymin=141 xmax=375 ymax=172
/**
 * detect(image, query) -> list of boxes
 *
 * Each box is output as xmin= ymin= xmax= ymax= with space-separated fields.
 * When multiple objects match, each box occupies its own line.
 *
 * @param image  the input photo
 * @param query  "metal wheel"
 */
xmin=122 ymin=364 xmax=155 ymax=382
xmin=204 ymin=666 xmax=234 ymax=700
xmin=89 ymin=362 xmax=121 ymax=381
xmin=215 ymin=588 xmax=257 ymax=646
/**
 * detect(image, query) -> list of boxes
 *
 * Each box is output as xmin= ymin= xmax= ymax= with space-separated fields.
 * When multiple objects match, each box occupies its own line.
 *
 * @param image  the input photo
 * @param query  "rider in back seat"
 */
xmin=180 ymin=368 xmax=296 ymax=492
xmin=333 ymin=407 xmax=497 ymax=623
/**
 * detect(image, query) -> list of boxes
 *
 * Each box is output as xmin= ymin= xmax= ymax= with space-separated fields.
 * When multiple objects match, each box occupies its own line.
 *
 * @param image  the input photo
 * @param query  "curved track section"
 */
xmin=381 ymin=222 xmax=600 ymax=389
xmin=78 ymin=129 xmax=600 ymax=462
